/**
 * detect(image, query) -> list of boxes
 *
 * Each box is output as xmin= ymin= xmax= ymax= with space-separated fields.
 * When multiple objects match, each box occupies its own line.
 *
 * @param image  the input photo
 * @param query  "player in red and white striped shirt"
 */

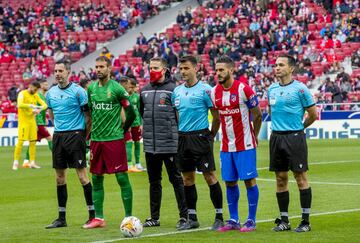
xmin=211 ymin=56 xmax=262 ymax=232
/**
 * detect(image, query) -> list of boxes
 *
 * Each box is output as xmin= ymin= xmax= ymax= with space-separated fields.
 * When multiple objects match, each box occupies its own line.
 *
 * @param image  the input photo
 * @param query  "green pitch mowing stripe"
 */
xmin=91 ymin=208 xmax=360 ymax=243
xmin=257 ymin=159 xmax=360 ymax=170
xmin=257 ymin=178 xmax=360 ymax=186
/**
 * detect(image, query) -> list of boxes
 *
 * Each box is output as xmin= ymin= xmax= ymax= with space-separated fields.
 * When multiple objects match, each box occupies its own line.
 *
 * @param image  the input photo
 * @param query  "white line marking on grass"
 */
xmin=257 ymin=178 xmax=360 ymax=186
xmin=258 ymin=160 xmax=360 ymax=171
xmin=90 ymin=208 xmax=360 ymax=243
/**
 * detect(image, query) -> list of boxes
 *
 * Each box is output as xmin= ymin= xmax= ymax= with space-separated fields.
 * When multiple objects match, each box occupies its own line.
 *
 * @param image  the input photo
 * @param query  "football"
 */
xmin=120 ymin=216 xmax=143 ymax=237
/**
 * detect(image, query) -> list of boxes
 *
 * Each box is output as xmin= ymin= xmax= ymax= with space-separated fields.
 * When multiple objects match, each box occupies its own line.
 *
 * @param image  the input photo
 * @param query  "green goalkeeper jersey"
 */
xmin=129 ymin=93 xmax=141 ymax=127
xmin=88 ymin=79 xmax=130 ymax=141
xmin=35 ymin=92 xmax=47 ymax=126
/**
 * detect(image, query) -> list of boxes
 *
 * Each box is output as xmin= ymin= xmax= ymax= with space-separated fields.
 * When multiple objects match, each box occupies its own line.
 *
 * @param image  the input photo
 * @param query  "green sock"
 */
xmin=92 ymin=175 xmax=104 ymax=219
xmin=48 ymin=140 xmax=53 ymax=151
xmin=126 ymin=142 xmax=133 ymax=166
xmin=25 ymin=147 xmax=30 ymax=160
xmin=115 ymin=172 xmax=133 ymax=217
xmin=134 ymin=141 xmax=140 ymax=164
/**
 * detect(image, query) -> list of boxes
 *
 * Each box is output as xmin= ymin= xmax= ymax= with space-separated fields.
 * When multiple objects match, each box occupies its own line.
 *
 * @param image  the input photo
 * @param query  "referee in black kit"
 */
xmin=267 ymin=54 xmax=317 ymax=233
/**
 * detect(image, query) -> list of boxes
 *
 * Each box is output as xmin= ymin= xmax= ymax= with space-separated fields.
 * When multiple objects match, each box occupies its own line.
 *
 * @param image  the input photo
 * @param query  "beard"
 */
xmin=218 ymin=72 xmax=231 ymax=84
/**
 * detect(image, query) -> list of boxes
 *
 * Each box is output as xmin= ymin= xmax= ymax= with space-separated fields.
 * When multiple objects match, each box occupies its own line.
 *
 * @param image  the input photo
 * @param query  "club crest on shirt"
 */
xmin=231 ymin=94 xmax=237 ymax=102
xmin=159 ymin=93 xmax=167 ymax=105
xmin=107 ymin=91 xmax=112 ymax=98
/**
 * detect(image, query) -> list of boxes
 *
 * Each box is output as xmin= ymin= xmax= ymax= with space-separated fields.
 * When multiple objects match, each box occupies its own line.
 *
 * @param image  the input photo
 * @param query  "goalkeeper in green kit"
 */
xmin=120 ymin=77 xmax=146 ymax=172
xmin=23 ymin=80 xmax=52 ymax=168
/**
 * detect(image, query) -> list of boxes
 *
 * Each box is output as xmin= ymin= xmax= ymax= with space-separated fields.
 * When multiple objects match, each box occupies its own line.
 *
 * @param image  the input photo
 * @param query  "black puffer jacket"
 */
xmin=140 ymin=78 xmax=178 ymax=154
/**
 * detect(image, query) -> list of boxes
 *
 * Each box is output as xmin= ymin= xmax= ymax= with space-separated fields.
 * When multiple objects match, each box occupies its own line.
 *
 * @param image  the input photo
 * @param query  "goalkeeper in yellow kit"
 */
xmin=12 ymin=81 xmax=47 ymax=170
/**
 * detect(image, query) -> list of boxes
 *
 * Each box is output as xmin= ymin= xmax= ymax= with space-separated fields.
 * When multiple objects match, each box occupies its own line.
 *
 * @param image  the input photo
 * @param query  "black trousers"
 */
xmin=145 ymin=153 xmax=187 ymax=220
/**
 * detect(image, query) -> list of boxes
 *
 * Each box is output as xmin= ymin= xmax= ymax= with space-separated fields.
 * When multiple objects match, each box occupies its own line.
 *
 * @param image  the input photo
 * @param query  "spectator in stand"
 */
xmin=20 ymin=66 xmax=31 ymax=80
xmin=69 ymin=71 xmax=80 ymax=83
xmin=351 ymin=50 xmax=360 ymax=68
xmin=79 ymin=40 xmax=88 ymax=56
xmin=354 ymin=77 xmax=360 ymax=91
xmin=136 ymin=32 xmax=147 ymax=45
xmin=132 ymin=44 xmax=145 ymax=59
xmin=0 ymin=49 xmax=15 ymax=63
xmin=0 ymin=95 xmax=17 ymax=114
xmin=325 ymin=81 xmax=343 ymax=109
xmin=100 ymin=47 xmax=112 ymax=60
xmin=328 ymin=62 xmax=341 ymax=74
xmin=176 ymin=10 xmax=185 ymax=24
xmin=341 ymin=80 xmax=352 ymax=100
xmin=336 ymin=67 xmax=351 ymax=83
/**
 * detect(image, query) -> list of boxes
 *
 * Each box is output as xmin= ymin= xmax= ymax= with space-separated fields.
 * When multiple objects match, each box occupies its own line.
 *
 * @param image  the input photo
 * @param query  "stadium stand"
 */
xmin=0 ymin=0 xmax=177 ymax=97
xmin=0 ymin=0 xmax=359 ymax=113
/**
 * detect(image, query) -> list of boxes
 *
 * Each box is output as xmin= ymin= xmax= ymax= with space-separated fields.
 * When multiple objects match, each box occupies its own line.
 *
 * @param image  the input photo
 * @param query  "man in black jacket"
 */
xmin=140 ymin=57 xmax=188 ymax=230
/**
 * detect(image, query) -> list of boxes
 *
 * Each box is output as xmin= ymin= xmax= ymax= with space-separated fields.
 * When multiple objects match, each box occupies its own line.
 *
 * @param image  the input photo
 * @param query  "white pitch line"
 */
xmin=257 ymin=178 xmax=360 ymax=186
xmin=257 ymin=160 xmax=360 ymax=171
xmin=90 ymin=208 xmax=360 ymax=243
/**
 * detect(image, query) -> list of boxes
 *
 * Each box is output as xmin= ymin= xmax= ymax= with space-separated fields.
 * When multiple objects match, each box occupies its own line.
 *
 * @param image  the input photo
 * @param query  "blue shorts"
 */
xmin=220 ymin=149 xmax=258 ymax=181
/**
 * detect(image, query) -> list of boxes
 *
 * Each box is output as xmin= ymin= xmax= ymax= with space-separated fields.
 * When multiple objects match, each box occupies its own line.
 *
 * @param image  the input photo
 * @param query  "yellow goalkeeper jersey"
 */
xmin=17 ymin=90 xmax=47 ymax=124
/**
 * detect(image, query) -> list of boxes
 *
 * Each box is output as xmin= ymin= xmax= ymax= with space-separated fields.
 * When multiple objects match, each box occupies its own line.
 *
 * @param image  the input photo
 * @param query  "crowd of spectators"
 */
xmin=1 ymin=0 xmax=359 ymax=113
xmin=102 ymin=0 xmax=359 ymax=108
xmin=0 ymin=0 xmax=178 ymax=84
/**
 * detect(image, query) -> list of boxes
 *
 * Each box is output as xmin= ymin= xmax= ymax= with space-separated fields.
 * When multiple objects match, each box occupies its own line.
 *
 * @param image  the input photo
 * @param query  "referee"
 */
xmin=45 ymin=60 xmax=95 ymax=229
xmin=268 ymin=54 xmax=317 ymax=233
xmin=172 ymin=55 xmax=224 ymax=230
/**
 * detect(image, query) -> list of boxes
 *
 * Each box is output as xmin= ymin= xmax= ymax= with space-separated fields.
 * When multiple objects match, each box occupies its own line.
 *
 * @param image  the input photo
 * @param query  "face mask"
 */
xmin=150 ymin=70 xmax=163 ymax=83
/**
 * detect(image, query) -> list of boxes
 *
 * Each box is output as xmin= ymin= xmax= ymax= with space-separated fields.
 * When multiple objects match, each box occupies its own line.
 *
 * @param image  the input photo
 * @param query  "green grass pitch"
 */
xmin=1 ymin=139 xmax=360 ymax=242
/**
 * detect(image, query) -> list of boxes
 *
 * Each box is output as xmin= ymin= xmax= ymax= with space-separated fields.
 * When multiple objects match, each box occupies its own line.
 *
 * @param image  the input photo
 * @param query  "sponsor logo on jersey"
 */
xmin=92 ymin=101 xmax=113 ymax=110
xmin=219 ymin=108 xmax=240 ymax=115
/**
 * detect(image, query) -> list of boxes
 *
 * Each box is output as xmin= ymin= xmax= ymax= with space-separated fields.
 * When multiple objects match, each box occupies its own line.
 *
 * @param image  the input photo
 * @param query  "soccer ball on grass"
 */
xmin=120 ymin=216 xmax=143 ymax=237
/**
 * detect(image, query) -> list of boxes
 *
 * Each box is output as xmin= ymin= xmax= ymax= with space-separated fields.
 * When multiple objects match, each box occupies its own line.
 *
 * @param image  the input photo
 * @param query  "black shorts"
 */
xmin=53 ymin=130 xmax=87 ymax=169
xmin=269 ymin=130 xmax=308 ymax=172
xmin=177 ymin=129 xmax=215 ymax=172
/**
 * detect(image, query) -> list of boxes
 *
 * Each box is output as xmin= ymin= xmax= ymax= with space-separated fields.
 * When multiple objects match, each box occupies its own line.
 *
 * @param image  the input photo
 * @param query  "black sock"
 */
xmin=209 ymin=182 xmax=223 ymax=221
xmin=57 ymin=184 xmax=67 ymax=221
xmin=300 ymin=187 xmax=312 ymax=223
xmin=276 ymin=191 xmax=289 ymax=223
xmin=83 ymin=182 xmax=95 ymax=219
xmin=184 ymin=185 xmax=197 ymax=221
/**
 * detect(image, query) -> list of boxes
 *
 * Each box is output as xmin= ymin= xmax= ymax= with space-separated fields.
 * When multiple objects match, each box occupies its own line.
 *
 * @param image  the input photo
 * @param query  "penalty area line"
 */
xmin=90 ymin=208 xmax=360 ymax=243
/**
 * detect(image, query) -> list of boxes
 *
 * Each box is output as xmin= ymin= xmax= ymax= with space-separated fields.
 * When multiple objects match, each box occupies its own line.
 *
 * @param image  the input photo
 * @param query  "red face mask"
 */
xmin=150 ymin=70 xmax=163 ymax=84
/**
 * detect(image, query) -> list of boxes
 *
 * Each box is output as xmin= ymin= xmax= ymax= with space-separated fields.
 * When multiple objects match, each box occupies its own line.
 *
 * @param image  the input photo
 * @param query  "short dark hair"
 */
xmin=278 ymin=54 xmax=296 ymax=68
xmin=30 ymin=81 xmax=41 ymax=89
xmin=55 ymin=59 xmax=71 ymax=71
xmin=120 ymin=76 xmax=137 ymax=86
xmin=216 ymin=55 xmax=235 ymax=68
xmin=179 ymin=55 xmax=198 ymax=66
xmin=150 ymin=57 xmax=168 ymax=68
xmin=80 ymin=79 xmax=90 ymax=88
xmin=96 ymin=56 xmax=112 ymax=67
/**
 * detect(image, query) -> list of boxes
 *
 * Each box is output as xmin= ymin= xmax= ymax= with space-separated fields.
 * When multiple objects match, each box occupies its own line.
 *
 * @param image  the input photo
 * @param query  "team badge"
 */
xmin=107 ymin=91 xmax=112 ymax=98
xmin=231 ymin=94 xmax=237 ymax=102
xmin=159 ymin=93 xmax=167 ymax=105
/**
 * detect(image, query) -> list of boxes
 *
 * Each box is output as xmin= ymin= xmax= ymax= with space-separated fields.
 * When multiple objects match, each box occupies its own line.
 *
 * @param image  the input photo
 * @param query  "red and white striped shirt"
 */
xmin=211 ymin=80 xmax=258 ymax=152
